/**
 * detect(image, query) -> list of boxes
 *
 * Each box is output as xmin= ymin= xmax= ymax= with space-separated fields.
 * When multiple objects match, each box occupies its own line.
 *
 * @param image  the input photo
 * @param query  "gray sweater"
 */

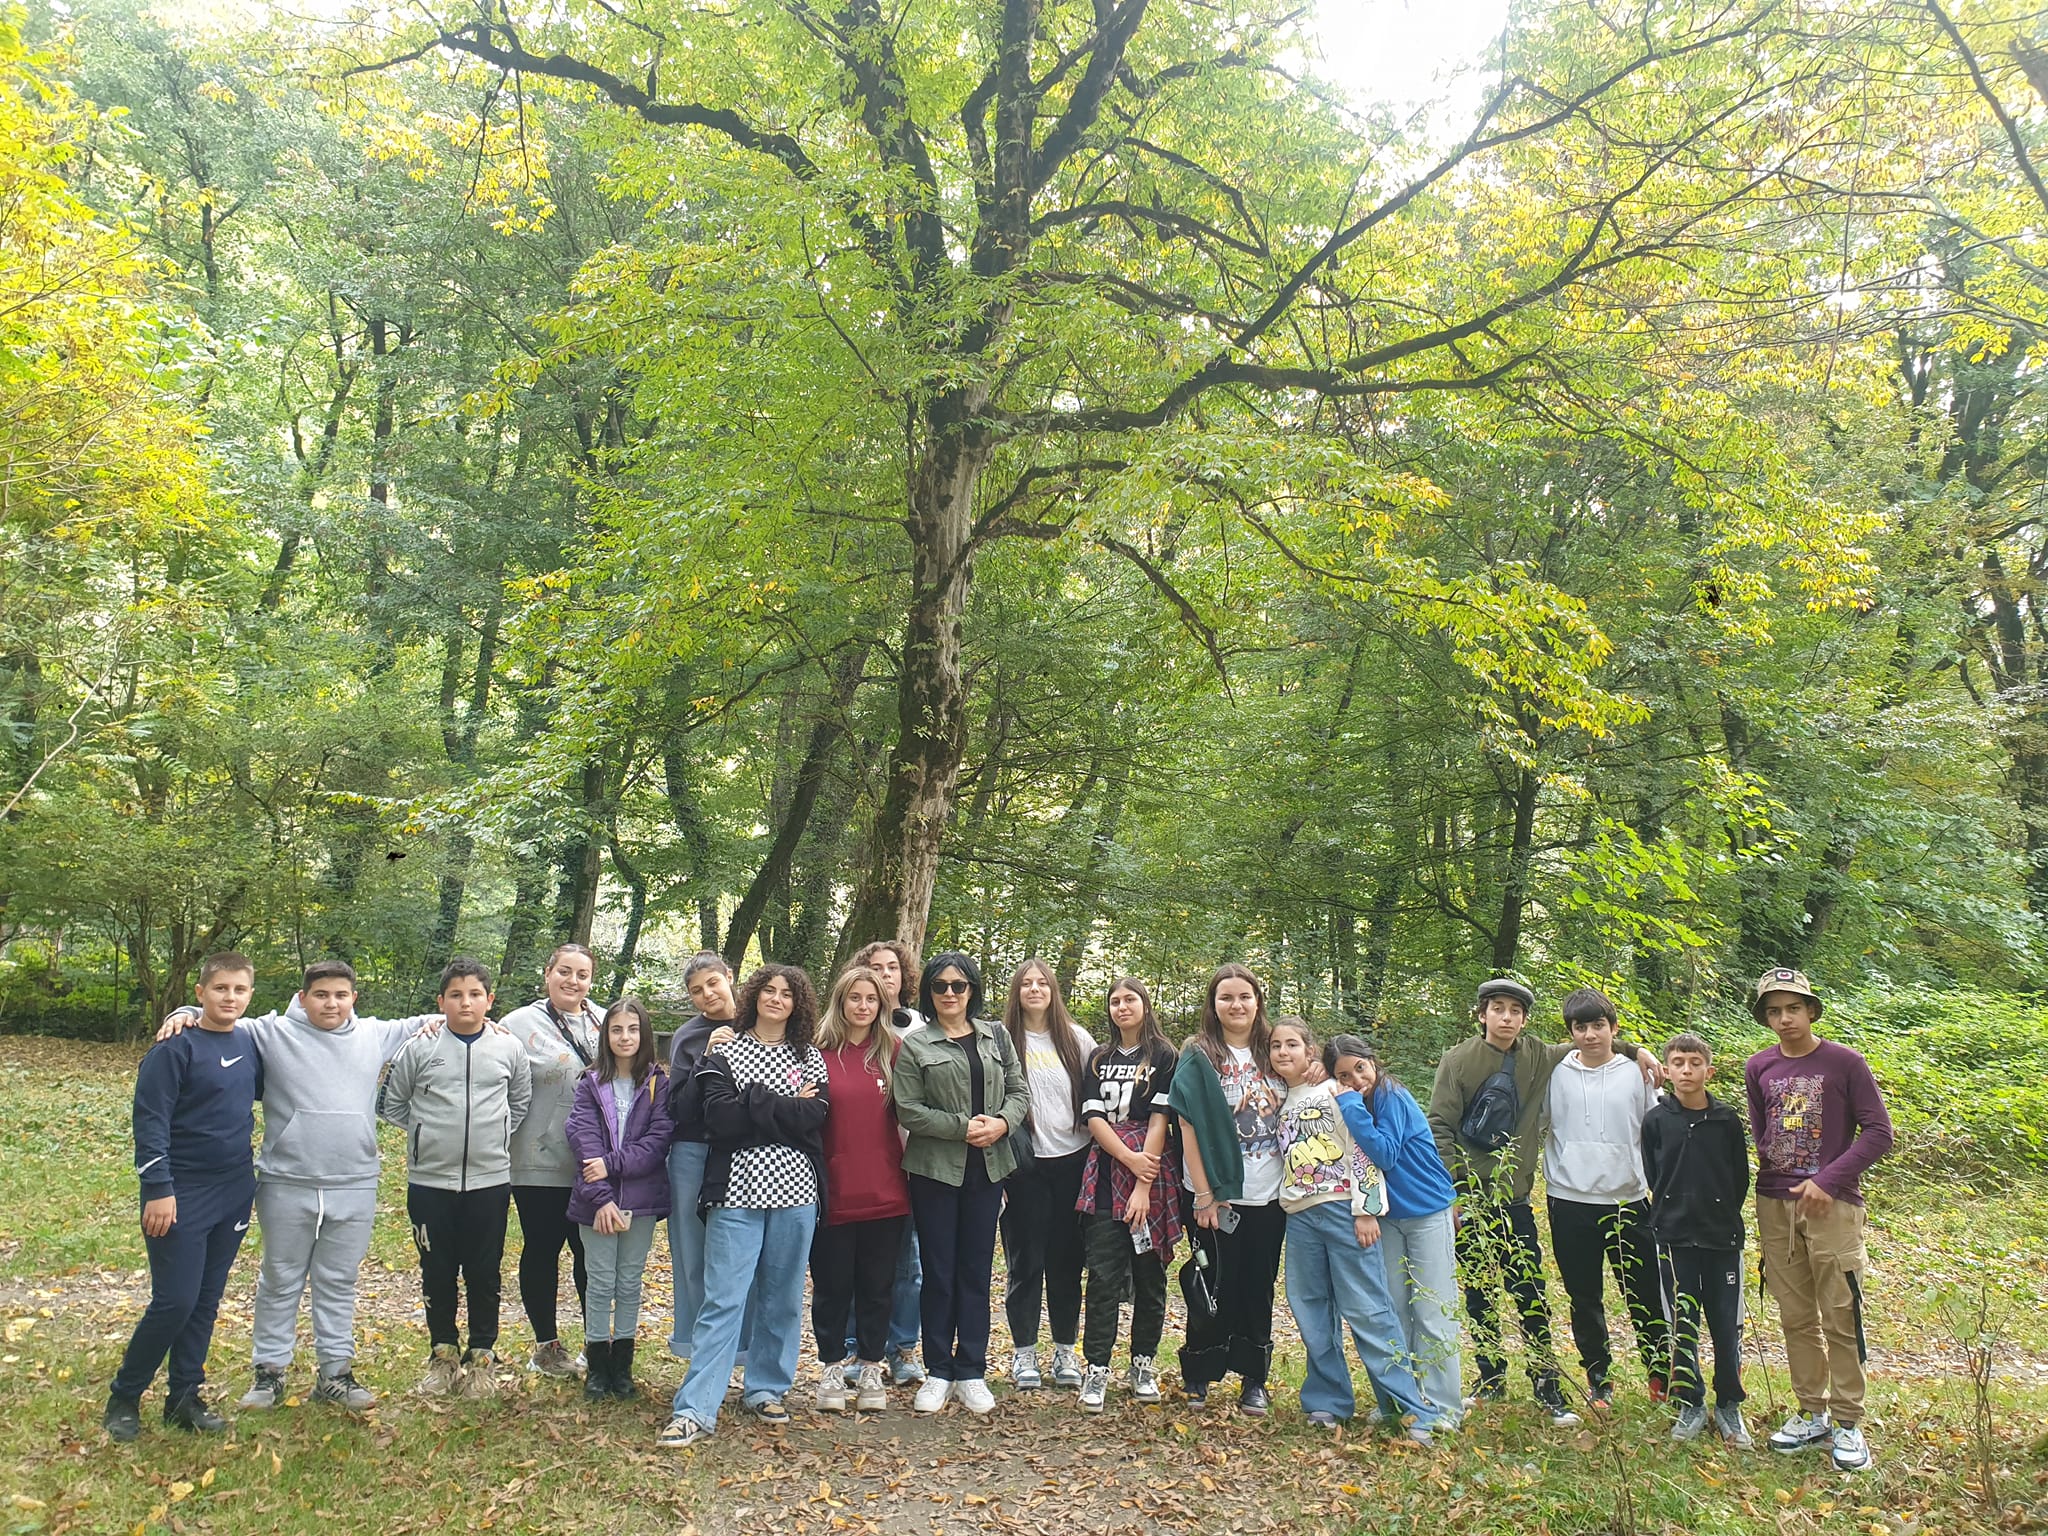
xmin=499 ymin=999 xmax=601 ymax=1186
xmin=174 ymin=999 xmax=434 ymax=1191
xmin=377 ymin=1024 xmax=532 ymax=1191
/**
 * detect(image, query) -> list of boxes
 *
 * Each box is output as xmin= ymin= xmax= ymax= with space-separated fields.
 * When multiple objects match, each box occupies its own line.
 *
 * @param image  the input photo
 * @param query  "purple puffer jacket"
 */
xmin=565 ymin=1067 xmax=675 ymax=1224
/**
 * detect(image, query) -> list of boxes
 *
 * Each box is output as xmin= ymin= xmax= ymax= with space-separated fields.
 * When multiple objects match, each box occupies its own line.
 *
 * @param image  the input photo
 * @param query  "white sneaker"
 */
xmin=1050 ymin=1345 xmax=1083 ymax=1389
xmin=854 ymin=1361 xmax=889 ymax=1411
xmin=913 ymin=1377 xmax=952 ymax=1414
xmin=657 ymin=1414 xmax=711 ymax=1448
xmin=1830 ymin=1424 xmax=1873 ymax=1472
xmin=1769 ymin=1408 xmax=1834 ymax=1453
xmin=815 ymin=1361 xmax=850 ymax=1412
xmin=1079 ymin=1365 xmax=1109 ymax=1412
xmin=955 ymin=1377 xmax=996 ymax=1415
xmin=1011 ymin=1346 xmax=1042 ymax=1390
xmin=1129 ymin=1356 xmax=1161 ymax=1404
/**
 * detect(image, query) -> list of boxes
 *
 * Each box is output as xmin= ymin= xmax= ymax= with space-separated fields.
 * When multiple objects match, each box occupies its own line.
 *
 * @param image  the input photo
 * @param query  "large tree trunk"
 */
xmin=840 ymin=401 xmax=990 ymax=953
xmin=1491 ymin=763 xmax=1541 ymax=974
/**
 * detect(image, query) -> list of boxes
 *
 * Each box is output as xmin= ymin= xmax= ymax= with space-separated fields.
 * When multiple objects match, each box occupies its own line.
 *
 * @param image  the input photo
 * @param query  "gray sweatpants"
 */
xmin=252 ymin=1181 xmax=378 ymax=1371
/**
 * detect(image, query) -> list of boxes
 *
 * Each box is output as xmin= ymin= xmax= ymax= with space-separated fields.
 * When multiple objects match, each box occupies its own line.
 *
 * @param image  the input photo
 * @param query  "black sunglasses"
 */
xmin=929 ymin=978 xmax=972 ymax=995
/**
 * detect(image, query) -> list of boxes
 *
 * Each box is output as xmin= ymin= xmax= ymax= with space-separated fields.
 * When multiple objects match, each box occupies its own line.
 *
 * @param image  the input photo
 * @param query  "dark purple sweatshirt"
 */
xmin=1744 ymin=1038 xmax=1894 ymax=1205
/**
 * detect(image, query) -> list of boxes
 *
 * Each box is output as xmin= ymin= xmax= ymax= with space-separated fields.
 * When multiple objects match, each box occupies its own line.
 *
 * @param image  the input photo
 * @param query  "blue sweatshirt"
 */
xmin=133 ymin=1025 xmax=263 ymax=1198
xmin=1335 ymin=1081 xmax=1456 ymax=1220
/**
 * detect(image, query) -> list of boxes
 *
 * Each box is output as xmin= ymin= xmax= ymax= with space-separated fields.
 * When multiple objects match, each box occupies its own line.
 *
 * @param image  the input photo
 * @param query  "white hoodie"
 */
xmin=1543 ymin=1051 xmax=1655 ymax=1204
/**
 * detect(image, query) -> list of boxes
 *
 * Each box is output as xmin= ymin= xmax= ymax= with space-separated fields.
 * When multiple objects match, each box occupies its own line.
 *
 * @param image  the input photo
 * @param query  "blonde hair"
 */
xmin=817 ymin=966 xmax=894 ymax=1091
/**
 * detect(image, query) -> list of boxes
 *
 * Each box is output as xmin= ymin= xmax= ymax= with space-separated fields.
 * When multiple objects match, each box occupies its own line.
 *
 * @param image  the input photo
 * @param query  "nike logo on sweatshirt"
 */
xmin=220 ymin=1055 xmax=245 ymax=1067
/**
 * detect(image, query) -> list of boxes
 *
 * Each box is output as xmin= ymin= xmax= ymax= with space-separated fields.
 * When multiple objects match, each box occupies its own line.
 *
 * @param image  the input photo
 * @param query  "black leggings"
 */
xmin=512 ymin=1184 xmax=588 ymax=1346
xmin=811 ymin=1215 xmax=910 ymax=1363
xmin=1178 ymin=1200 xmax=1285 ymax=1390
xmin=1000 ymin=1148 xmax=1089 ymax=1349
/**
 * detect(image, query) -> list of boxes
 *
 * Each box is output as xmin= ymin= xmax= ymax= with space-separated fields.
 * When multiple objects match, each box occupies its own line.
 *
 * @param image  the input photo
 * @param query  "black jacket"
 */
xmin=692 ymin=1051 xmax=830 ymax=1214
xmin=1641 ymin=1091 xmax=1751 ymax=1249
xmin=665 ymin=1012 xmax=721 ymax=1144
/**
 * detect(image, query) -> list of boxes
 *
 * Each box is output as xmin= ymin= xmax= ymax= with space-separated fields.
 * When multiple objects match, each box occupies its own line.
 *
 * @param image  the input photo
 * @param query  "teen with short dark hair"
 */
xmin=659 ymin=964 xmax=830 ymax=1447
xmin=105 ymin=954 xmax=262 ymax=1442
xmin=810 ymin=966 xmax=911 ymax=1413
xmin=1544 ymin=987 xmax=1670 ymax=1409
xmin=1644 ymin=1032 xmax=1752 ymax=1447
xmin=501 ymin=942 xmax=604 ymax=1380
xmin=1745 ymin=968 xmax=1894 ymax=1472
xmin=1075 ymin=977 xmax=1181 ymax=1411
xmin=1169 ymin=963 xmax=1288 ymax=1415
xmin=893 ymin=952 xmax=1030 ymax=1417
xmin=566 ymin=996 xmax=671 ymax=1401
xmin=378 ymin=958 xmax=533 ymax=1398
xmin=999 ymin=959 xmax=1096 ymax=1392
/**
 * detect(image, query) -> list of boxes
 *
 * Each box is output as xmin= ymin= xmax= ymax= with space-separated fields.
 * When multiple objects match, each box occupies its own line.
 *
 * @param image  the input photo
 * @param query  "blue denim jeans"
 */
xmin=670 ymin=1202 xmax=816 ymax=1431
xmin=666 ymin=1141 xmax=755 ymax=1363
xmin=1285 ymin=1200 xmax=1441 ymax=1427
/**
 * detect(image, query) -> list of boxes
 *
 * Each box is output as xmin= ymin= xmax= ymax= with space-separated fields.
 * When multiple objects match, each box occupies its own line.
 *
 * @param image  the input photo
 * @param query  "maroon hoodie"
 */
xmin=820 ymin=1041 xmax=910 ymax=1224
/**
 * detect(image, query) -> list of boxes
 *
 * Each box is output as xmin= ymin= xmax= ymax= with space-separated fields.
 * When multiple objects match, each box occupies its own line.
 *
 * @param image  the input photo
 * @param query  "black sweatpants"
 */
xmin=111 ymin=1173 xmax=255 ymax=1405
xmin=511 ymin=1184 xmax=588 ymax=1346
xmin=811 ymin=1214 xmax=909 ymax=1363
xmin=909 ymin=1161 xmax=1005 ymax=1381
xmin=1178 ymin=1199 xmax=1285 ymax=1390
xmin=1547 ymin=1196 xmax=1670 ymax=1391
xmin=408 ymin=1183 xmax=512 ymax=1353
xmin=1458 ymin=1193 xmax=1561 ymax=1390
xmin=1660 ymin=1244 xmax=1747 ymax=1408
xmin=1000 ymin=1148 xmax=1088 ymax=1349
xmin=1081 ymin=1211 xmax=1168 ymax=1367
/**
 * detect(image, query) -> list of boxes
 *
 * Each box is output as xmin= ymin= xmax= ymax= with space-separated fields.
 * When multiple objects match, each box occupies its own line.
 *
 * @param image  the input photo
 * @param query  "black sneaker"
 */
xmin=1238 ymin=1384 xmax=1270 ymax=1417
xmin=103 ymin=1396 xmax=142 ymax=1443
xmin=1184 ymin=1381 xmax=1209 ymax=1407
xmin=164 ymin=1393 xmax=228 ymax=1433
xmin=1533 ymin=1379 xmax=1581 ymax=1428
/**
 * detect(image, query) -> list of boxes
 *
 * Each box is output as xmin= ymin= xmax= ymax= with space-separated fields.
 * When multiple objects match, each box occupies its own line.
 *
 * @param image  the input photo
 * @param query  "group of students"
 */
xmin=103 ymin=942 xmax=1894 ymax=1477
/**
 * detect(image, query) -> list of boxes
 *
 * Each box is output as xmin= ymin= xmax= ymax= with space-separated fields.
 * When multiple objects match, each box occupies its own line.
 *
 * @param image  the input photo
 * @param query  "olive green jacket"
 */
xmin=893 ymin=1018 xmax=1031 ymax=1186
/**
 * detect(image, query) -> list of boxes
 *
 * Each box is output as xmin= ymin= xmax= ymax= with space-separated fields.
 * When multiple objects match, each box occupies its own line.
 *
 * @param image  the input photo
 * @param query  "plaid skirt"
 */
xmin=1076 ymin=1121 xmax=1183 ymax=1257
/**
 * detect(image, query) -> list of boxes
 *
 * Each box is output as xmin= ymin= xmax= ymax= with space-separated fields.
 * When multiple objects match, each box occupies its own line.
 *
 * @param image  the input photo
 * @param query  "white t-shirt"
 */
xmin=1219 ymin=1044 xmax=1285 ymax=1205
xmin=1022 ymin=1024 xmax=1096 ymax=1158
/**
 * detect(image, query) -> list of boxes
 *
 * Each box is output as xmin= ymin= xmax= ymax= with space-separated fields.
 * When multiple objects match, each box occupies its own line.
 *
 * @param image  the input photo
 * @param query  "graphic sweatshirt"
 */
xmin=1278 ymin=1080 xmax=1387 ymax=1217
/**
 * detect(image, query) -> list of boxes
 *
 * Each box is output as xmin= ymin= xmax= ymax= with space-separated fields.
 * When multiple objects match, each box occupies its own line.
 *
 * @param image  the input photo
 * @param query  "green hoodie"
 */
xmin=1165 ymin=1043 xmax=1246 ymax=1203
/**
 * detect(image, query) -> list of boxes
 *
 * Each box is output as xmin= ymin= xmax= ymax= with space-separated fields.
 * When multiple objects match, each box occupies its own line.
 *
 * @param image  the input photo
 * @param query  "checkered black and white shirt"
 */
xmin=717 ymin=1033 xmax=828 ymax=1209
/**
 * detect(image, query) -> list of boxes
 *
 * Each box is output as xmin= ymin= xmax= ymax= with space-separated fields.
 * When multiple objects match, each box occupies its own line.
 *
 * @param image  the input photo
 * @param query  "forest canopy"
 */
xmin=3 ymin=0 xmax=2048 ymax=1038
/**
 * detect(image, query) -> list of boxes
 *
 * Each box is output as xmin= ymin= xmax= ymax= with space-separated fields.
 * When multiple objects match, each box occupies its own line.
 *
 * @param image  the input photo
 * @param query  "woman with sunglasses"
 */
xmin=891 ymin=952 xmax=1029 ymax=1416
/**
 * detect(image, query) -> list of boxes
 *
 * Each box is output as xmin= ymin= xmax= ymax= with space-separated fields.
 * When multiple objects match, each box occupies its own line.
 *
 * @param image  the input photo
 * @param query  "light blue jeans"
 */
xmin=670 ymin=1202 xmax=816 ymax=1431
xmin=665 ymin=1141 xmax=754 ymax=1362
xmin=1380 ymin=1206 xmax=1463 ymax=1424
xmin=1286 ymin=1200 xmax=1441 ymax=1427
xmin=581 ymin=1218 xmax=657 ymax=1342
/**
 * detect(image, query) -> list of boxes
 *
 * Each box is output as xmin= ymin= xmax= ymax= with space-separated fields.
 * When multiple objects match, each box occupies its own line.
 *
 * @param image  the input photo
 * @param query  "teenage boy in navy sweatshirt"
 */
xmin=105 ymin=953 xmax=263 ymax=1442
xmin=1642 ymin=1032 xmax=1753 ymax=1448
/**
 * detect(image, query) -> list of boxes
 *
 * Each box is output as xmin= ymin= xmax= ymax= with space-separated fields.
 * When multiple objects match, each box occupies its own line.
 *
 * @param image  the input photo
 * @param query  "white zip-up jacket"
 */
xmin=1542 ymin=1051 xmax=1655 ymax=1204
xmin=377 ymin=1024 xmax=532 ymax=1192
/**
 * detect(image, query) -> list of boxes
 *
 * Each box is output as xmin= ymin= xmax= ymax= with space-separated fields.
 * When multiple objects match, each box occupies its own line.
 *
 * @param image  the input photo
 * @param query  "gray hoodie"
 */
xmin=377 ymin=1024 xmax=532 ymax=1192
xmin=172 ymin=1000 xmax=435 ymax=1191
xmin=1543 ymin=1050 xmax=1656 ymax=1204
xmin=500 ymin=998 xmax=602 ymax=1186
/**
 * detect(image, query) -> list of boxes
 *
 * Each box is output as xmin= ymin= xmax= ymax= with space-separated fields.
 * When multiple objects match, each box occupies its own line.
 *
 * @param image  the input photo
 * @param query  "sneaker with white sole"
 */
xmin=889 ymin=1349 xmax=926 ymax=1386
xmin=657 ymin=1414 xmax=711 ymax=1448
xmin=1129 ymin=1356 xmax=1161 ymax=1404
xmin=1715 ymin=1404 xmax=1755 ymax=1449
xmin=418 ymin=1346 xmax=464 ymax=1398
xmin=1049 ymin=1345 xmax=1083 ymax=1389
xmin=528 ymin=1340 xmax=579 ymax=1379
xmin=855 ymin=1361 xmax=889 ymax=1411
xmin=1769 ymin=1408 xmax=1833 ymax=1453
xmin=816 ymin=1362 xmax=850 ymax=1413
xmin=1011 ymin=1346 xmax=1042 ymax=1390
xmin=1671 ymin=1403 xmax=1710 ymax=1441
xmin=312 ymin=1366 xmax=376 ymax=1411
xmin=1533 ymin=1378 xmax=1580 ymax=1428
xmin=751 ymin=1395 xmax=790 ymax=1424
xmin=239 ymin=1366 xmax=287 ymax=1410
xmin=955 ymin=1377 xmax=996 ymax=1415
xmin=1830 ymin=1424 xmax=1873 ymax=1472
xmin=1079 ymin=1365 xmax=1109 ymax=1412
xmin=913 ymin=1377 xmax=952 ymax=1413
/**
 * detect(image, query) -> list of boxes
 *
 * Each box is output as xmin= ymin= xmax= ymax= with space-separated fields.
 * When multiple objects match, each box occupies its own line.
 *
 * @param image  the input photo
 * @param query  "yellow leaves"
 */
xmin=3 ymin=1318 xmax=33 ymax=1343
xmin=167 ymin=1480 xmax=193 ymax=1502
